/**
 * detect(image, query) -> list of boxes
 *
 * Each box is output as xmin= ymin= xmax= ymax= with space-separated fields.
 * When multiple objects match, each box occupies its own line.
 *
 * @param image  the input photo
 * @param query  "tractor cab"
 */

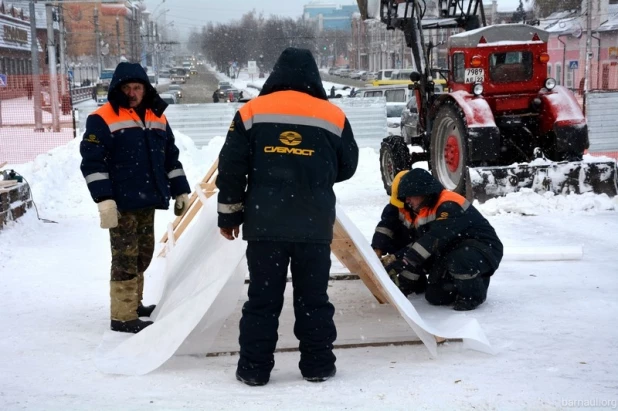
xmin=448 ymin=24 xmax=552 ymax=99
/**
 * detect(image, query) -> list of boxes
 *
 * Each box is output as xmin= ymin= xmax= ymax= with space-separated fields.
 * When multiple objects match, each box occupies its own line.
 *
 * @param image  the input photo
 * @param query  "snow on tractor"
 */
xmin=360 ymin=0 xmax=618 ymax=201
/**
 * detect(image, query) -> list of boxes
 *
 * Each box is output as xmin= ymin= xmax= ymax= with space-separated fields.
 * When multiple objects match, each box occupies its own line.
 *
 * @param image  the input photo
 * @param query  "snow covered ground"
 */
xmin=1 ymin=87 xmax=618 ymax=410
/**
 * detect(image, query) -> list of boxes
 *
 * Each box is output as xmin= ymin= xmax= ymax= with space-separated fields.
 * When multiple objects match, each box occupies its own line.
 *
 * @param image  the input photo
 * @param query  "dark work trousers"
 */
xmin=425 ymin=243 xmax=493 ymax=306
xmin=237 ymin=241 xmax=336 ymax=382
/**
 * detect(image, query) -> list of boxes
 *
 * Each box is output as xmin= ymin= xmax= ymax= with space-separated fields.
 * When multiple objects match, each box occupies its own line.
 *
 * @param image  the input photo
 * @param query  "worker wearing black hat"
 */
xmin=372 ymin=168 xmax=503 ymax=311
xmin=80 ymin=62 xmax=191 ymax=333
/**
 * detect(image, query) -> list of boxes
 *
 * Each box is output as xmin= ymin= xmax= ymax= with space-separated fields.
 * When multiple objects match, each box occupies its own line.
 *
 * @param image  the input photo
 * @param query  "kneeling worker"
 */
xmin=373 ymin=169 xmax=503 ymax=311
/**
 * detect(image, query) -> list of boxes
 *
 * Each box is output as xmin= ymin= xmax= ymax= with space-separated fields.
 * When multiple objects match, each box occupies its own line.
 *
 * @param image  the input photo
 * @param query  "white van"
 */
xmin=355 ymin=85 xmax=413 ymax=103
xmin=376 ymin=69 xmax=394 ymax=81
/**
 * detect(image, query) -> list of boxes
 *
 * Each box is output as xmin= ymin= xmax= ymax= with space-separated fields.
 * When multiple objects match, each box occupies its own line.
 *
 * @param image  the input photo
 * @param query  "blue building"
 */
xmin=303 ymin=2 xmax=359 ymax=32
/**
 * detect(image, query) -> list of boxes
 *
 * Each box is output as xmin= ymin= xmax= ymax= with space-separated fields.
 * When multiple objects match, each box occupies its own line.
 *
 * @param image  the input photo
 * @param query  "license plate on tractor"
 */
xmin=465 ymin=68 xmax=484 ymax=83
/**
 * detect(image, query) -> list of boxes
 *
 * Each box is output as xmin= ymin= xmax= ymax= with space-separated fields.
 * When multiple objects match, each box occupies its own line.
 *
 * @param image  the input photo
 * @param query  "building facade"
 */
xmin=303 ymin=3 xmax=359 ymax=32
xmin=0 ymin=3 xmax=34 ymax=78
xmin=63 ymin=1 xmax=144 ymax=70
xmin=543 ymin=1 xmax=618 ymax=93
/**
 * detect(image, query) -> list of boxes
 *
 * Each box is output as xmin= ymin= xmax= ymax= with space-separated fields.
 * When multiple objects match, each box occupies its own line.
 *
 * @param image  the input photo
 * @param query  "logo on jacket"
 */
xmin=436 ymin=212 xmax=449 ymax=220
xmin=85 ymin=134 xmax=100 ymax=144
xmin=279 ymin=131 xmax=302 ymax=146
xmin=265 ymin=130 xmax=314 ymax=156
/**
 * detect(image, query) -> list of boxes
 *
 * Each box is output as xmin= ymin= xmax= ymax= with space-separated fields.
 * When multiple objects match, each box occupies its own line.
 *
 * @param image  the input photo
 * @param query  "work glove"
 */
xmin=380 ymin=253 xmax=397 ymax=267
xmin=384 ymin=258 xmax=412 ymax=277
xmin=97 ymin=199 xmax=118 ymax=229
xmin=385 ymin=257 xmax=425 ymax=295
xmin=174 ymin=193 xmax=190 ymax=216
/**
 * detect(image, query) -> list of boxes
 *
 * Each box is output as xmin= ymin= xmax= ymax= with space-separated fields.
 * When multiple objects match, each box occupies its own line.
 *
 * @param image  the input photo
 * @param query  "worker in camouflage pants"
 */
xmin=109 ymin=209 xmax=155 ymax=322
xmin=80 ymin=63 xmax=191 ymax=333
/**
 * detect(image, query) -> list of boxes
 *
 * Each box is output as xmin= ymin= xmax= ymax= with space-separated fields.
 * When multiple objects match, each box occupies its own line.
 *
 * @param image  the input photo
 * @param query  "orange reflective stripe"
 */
xmin=238 ymin=90 xmax=346 ymax=136
xmin=413 ymin=190 xmax=467 ymax=228
xmin=94 ymin=102 xmax=167 ymax=132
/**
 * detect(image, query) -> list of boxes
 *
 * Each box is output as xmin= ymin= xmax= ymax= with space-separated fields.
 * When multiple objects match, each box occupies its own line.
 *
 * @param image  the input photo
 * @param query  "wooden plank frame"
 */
xmin=159 ymin=158 xmax=389 ymax=303
xmin=159 ymin=158 xmax=444 ymax=343
xmin=158 ymin=158 xmax=219 ymax=257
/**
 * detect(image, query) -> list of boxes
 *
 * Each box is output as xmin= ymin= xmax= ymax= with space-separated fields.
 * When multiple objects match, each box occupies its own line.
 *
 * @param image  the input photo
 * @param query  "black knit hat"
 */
xmin=397 ymin=168 xmax=444 ymax=199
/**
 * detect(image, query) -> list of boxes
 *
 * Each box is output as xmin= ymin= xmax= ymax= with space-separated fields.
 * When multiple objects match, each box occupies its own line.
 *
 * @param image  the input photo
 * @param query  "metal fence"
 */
xmin=0 ymin=74 xmax=76 ymax=165
xmin=585 ymin=91 xmax=618 ymax=160
xmin=78 ymin=97 xmax=389 ymax=150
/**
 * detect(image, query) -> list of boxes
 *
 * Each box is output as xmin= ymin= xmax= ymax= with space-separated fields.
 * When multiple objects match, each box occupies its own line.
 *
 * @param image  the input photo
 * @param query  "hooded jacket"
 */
xmin=80 ymin=63 xmax=190 ymax=211
xmin=216 ymin=48 xmax=359 ymax=243
xmin=375 ymin=169 xmax=503 ymax=271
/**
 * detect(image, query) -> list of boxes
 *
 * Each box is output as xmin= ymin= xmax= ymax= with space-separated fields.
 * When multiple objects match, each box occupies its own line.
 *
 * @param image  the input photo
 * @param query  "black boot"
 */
xmin=235 ymin=370 xmax=268 ymax=386
xmin=137 ymin=304 xmax=156 ymax=317
xmin=452 ymin=277 xmax=490 ymax=311
xmin=110 ymin=318 xmax=153 ymax=333
xmin=304 ymin=366 xmax=337 ymax=383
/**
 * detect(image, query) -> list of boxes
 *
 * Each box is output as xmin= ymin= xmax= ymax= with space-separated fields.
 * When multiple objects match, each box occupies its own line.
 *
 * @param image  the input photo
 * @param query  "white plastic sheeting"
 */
xmin=95 ymin=196 xmax=494 ymax=376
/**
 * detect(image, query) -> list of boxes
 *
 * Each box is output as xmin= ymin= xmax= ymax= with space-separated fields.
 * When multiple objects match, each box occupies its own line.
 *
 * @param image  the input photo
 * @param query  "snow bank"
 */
xmin=478 ymin=189 xmax=617 ymax=216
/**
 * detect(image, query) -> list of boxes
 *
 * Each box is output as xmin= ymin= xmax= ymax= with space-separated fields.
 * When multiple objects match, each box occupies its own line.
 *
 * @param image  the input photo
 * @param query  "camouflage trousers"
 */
xmin=108 ymin=208 xmax=155 ymax=321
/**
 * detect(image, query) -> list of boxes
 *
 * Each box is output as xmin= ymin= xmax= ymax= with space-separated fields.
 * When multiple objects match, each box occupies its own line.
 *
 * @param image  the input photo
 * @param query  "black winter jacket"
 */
xmin=80 ymin=62 xmax=190 ymax=211
xmin=216 ymin=48 xmax=359 ymax=243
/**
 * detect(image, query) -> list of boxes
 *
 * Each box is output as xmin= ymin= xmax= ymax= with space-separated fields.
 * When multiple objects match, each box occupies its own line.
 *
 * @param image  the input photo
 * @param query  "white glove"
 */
xmin=174 ymin=193 xmax=190 ymax=216
xmin=97 ymin=199 xmax=118 ymax=229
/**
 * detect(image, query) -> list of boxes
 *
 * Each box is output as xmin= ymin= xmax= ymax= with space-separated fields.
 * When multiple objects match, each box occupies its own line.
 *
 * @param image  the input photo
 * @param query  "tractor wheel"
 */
xmin=379 ymin=136 xmax=411 ymax=195
xmin=430 ymin=104 xmax=469 ymax=195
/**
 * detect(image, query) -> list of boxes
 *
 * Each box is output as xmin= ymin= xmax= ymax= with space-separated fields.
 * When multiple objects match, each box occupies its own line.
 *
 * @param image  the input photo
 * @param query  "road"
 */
xmin=160 ymin=67 xmax=220 ymax=104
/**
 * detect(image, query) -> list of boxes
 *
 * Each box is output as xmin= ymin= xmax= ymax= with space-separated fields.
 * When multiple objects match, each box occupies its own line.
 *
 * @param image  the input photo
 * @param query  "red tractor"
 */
xmin=361 ymin=0 xmax=617 ymax=200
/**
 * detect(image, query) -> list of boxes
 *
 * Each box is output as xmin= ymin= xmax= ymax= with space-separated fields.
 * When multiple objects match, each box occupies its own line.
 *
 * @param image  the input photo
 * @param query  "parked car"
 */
xmin=168 ymin=84 xmax=183 ymax=99
xmin=349 ymin=70 xmax=366 ymax=80
xmin=160 ymin=93 xmax=177 ymax=105
xmin=217 ymin=84 xmax=233 ymax=98
xmin=361 ymin=71 xmax=378 ymax=81
xmin=386 ymin=102 xmax=406 ymax=135
xmin=400 ymin=97 xmax=420 ymax=141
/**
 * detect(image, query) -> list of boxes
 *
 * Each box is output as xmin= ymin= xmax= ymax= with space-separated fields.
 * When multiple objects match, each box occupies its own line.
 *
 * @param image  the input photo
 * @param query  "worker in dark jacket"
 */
xmin=216 ymin=47 xmax=359 ymax=386
xmin=377 ymin=169 xmax=503 ymax=311
xmin=372 ymin=171 xmax=424 ymax=296
xmin=80 ymin=62 xmax=191 ymax=333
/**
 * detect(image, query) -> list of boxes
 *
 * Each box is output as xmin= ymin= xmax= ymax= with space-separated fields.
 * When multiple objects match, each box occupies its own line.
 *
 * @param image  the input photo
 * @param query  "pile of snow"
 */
xmin=478 ymin=189 xmax=618 ymax=216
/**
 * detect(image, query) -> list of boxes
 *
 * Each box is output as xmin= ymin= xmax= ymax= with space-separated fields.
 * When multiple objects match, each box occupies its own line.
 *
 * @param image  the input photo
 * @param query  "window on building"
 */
xmin=566 ymin=66 xmax=574 ymax=88
xmin=547 ymin=63 xmax=552 ymax=78
xmin=555 ymin=63 xmax=562 ymax=86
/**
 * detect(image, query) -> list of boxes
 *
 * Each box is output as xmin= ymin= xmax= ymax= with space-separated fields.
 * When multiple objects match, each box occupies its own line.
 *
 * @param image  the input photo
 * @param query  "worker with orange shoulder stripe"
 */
xmin=373 ymin=168 xmax=503 ymax=311
xmin=216 ymin=47 xmax=358 ymax=386
xmin=80 ymin=62 xmax=191 ymax=334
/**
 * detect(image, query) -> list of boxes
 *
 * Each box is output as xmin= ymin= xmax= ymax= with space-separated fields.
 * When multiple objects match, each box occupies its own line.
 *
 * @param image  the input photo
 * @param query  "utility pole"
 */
xmin=583 ymin=0 xmax=593 ymax=114
xmin=58 ymin=3 xmax=66 ymax=96
xmin=149 ymin=20 xmax=155 ymax=68
xmin=46 ymin=3 xmax=60 ymax=132
xmin=29 ymin=0 xmax=43 ymax=132
xmin=94 ymin=7 xmax=101 ymax=76
xmin=116 ymin=15 xmax=121 ymax=63
xmin=154 ymin=22 xmax=159 ymax=82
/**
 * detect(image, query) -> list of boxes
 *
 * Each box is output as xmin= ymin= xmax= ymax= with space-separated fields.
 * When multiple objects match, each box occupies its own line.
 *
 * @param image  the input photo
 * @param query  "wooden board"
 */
xmin=331 ymin=220 xmax=390 ymax=304
xmin=158 ymin=158 xmax=219 ymax=257
xmin=176 ymin=278 xmax=421 ymax=356
xmin=0 ymin=180 xmax=18 ymax=189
